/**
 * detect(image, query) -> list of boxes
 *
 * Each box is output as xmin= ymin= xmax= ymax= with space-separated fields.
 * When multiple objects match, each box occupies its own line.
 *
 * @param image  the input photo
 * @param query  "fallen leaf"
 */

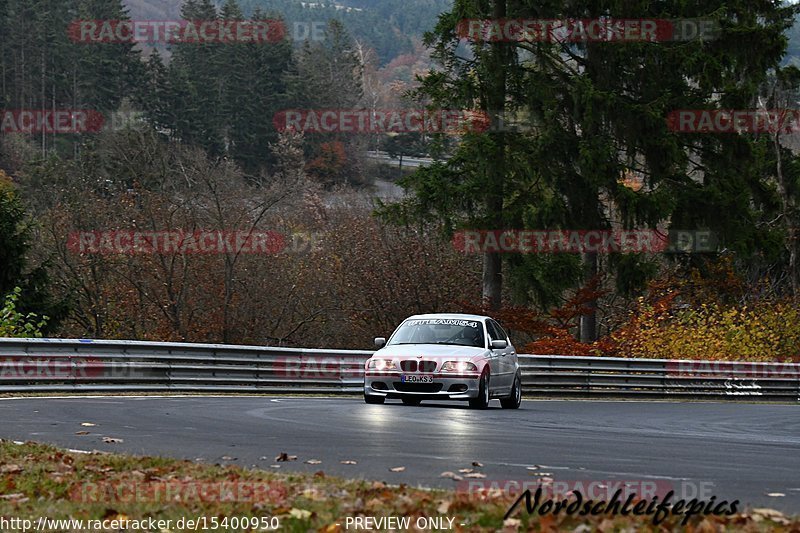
xmin=753 ymin=508 xmax=790 ymax=525
xmin=303 ymin=488 xmax=326 ymax=501
xmin=340 ymin=460 xmax=357 ymax=465
xmin=366 ymin=497 xmax=384 ymax=508
xmin=458 ymin=468 xmax=474 ymax=474
xmin=389 ymin=466 xmax=406 ymax=472
xmin=102 ymin=437 xmax=123 ymax=444
xmin=597 ymin=518 xmax=615 ymax=531
xmin=269 ymin=465 xmax=281 ymax=469
xmin=464 ymin=472 xmax=486 ymax=479
xmin=472 ymin=461 xmax=484 ymax=467
xmin=221 ymin=456 xmax=236 ymax=461
xmin=275 ymin=453 xmax=297 ymax=462
xmin=0 ymin=493 xmax=26 ymax=501
xmin=289 ymin=508 xmax=312 ymax=520
xmin=766 ymin=493 xmax=786 ymax=497
xmin=75 ymin=431 xmax=90 ymax=436
xmin=440 ymin=471 xmax=463 ymax=481
xmin=80 ymin=423 xmax=96 ymax=427
xmin=437 ymin=500 xmax=450 ymax=514
xmin=305 ymin=459 xmax=322 ymax=465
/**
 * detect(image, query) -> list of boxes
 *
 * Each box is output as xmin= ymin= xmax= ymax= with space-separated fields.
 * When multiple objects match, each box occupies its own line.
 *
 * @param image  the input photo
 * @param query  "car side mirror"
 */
xmin=491 ymin=339 xmax=507 ymax=350
xmin=374 ymin=337 xmax=386 ymax=348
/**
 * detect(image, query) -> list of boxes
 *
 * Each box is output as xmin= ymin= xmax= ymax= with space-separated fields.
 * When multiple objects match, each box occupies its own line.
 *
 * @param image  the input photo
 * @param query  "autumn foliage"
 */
xmin=460 ymin=262 xmax=800 ymax=362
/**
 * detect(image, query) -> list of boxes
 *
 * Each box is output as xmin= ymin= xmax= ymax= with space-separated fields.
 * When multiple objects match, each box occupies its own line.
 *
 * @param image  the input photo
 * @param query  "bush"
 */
xmin=611 ymin=297 xmax=800 ymax=362
xmin=0 ymin=287 xmax=49 ymax=338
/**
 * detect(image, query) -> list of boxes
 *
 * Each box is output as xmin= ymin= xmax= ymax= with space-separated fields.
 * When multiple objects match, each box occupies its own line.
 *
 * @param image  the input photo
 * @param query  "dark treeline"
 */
xmin=0 ymin=0 xmax=365 ymax=175
xmin=0 ymin=0 xmax=142 ymax=153
xmin=236 ymin=0 xmax=451 ymax=65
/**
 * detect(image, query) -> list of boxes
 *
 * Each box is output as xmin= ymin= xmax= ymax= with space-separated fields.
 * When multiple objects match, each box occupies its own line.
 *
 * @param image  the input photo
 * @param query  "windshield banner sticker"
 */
xmin=405 ymin=319 xmax=480 ymax=328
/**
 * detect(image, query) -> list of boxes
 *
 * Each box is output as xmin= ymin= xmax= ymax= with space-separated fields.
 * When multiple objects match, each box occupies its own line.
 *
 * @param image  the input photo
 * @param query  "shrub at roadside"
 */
xmin=0 ymin=287 xmax=49 ymax=338
xmin=611 ymin=297 xmax=800 ymax=362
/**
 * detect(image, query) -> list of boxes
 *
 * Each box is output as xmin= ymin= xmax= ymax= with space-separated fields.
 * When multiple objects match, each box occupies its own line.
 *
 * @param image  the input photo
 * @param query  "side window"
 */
xmin=486 ymin=320 xmax=502 ymax=341
xmin=491 ymin=320 xmax=508 ymax=341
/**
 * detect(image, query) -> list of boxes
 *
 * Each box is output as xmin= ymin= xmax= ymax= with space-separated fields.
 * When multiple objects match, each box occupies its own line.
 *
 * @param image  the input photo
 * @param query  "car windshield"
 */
xmin=388 ymin=318 xmax=485 ymax=348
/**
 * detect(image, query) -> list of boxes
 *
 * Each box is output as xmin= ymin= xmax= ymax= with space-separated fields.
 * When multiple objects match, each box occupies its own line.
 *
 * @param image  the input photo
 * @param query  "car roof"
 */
xmin=404 ymin=313 xmax=490 ymax=322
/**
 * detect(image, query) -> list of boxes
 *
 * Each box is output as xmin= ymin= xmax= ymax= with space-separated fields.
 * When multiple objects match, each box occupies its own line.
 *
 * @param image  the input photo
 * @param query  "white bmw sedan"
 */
xmin=364 ymin=313 xmax=521 ymax=409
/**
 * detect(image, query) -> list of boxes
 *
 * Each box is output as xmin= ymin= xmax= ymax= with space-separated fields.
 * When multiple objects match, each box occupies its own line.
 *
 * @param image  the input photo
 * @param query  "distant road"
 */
xmin=1 ymin=397 xmax=798 ymax=513
xmin=366 ymin=150 xmax=435 ymax=169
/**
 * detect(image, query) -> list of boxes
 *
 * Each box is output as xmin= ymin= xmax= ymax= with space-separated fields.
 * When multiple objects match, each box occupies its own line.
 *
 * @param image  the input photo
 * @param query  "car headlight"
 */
xmin=441 ymin=361 xmax=477 ymax=372
xmin=367 ymin=359 xmax=398 ymax=371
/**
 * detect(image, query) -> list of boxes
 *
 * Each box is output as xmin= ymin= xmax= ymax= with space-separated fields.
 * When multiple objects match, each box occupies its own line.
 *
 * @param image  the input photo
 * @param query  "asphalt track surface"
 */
xmin=0 ymin=396 xmax=798 ymax=513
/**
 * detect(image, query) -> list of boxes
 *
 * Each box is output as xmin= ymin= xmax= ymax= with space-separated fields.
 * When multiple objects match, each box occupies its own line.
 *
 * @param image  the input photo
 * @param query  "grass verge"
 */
xmin=0 ymin=440 xmax=796 ymax=532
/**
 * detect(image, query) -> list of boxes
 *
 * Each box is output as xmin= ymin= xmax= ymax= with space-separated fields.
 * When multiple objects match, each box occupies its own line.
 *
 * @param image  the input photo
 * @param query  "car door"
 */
xmin=486 ymin=319 xmax=514 ymax=390
xmin=493 ymin=320 xmax=518 ymax=387
xmin=482 ymin=320 xmax=503 ymax=392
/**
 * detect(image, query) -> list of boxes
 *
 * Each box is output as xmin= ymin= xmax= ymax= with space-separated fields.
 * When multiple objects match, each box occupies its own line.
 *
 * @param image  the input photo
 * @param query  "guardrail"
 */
xmin=0 ymin=338 xmax=797 ymax=401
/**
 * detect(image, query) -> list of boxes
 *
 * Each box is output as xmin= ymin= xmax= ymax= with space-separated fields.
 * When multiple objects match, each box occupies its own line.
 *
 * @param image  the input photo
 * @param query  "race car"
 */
xmin=364 ymin=313 xmax=521 ymax=409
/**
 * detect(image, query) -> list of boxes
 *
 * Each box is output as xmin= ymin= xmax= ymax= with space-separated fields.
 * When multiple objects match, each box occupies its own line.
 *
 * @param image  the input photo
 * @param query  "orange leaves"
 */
xmin=548 ymin=275 xmax=609 ymax=329
xmin=307 ymin=142 xmax=348 ymax=183
xmin=464 ymin=276 xmax=612 ymax=356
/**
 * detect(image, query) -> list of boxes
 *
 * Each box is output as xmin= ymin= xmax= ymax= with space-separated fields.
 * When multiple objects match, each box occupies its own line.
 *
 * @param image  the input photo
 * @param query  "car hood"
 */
xmin=375 ymin=344 xmax=488 ymax=361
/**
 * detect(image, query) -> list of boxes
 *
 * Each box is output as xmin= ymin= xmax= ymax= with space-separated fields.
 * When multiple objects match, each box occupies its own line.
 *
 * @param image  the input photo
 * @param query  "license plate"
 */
xmin=401 ymin=375 xmax=433 ymax=383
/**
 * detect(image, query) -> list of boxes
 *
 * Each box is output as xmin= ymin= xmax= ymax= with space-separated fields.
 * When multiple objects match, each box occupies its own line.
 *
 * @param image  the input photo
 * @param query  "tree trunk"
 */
xmin=482 ymin=0 xmax=508 ymax=310
xmin=579 ymin=251 xmax=598 ymax=342
xmin=483 ymin=251 xmax=502 ymax=310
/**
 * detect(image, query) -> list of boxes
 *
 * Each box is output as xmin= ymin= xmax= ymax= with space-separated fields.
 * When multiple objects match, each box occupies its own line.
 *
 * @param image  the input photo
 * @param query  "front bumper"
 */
xmin=364 ymin=372 xmax=481 ymax=400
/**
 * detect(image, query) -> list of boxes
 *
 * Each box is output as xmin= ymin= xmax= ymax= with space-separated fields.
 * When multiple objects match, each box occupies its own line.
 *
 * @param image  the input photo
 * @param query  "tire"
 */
xmin=402 ymin=398 xmax=421 ymax=406
xmin=364 ymin=394 xmax=385 ymax=404
xmin=469 ymin=371 xmax=490 ymax=409
xmin=500 ymin=373 xmax=522 ymax=409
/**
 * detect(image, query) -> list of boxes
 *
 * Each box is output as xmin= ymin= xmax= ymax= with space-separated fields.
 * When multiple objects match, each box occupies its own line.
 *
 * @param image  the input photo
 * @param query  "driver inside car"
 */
xmin=456 ymin=326 xmax=483 ymax=347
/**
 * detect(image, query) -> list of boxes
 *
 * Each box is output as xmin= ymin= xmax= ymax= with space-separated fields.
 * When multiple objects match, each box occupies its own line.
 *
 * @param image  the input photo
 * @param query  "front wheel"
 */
xmin=469 ymin=371 xmax=490 ymax=409
xmin=500 ymin=374 xmax=522 ymax=409
xmin=364 ymin=394 xmax=385 ymax=404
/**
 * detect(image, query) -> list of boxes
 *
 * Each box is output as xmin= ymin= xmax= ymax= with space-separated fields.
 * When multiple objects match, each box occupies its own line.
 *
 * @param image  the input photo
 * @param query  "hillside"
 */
xmin=122 ymin=0 xmax=452 ymax=65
